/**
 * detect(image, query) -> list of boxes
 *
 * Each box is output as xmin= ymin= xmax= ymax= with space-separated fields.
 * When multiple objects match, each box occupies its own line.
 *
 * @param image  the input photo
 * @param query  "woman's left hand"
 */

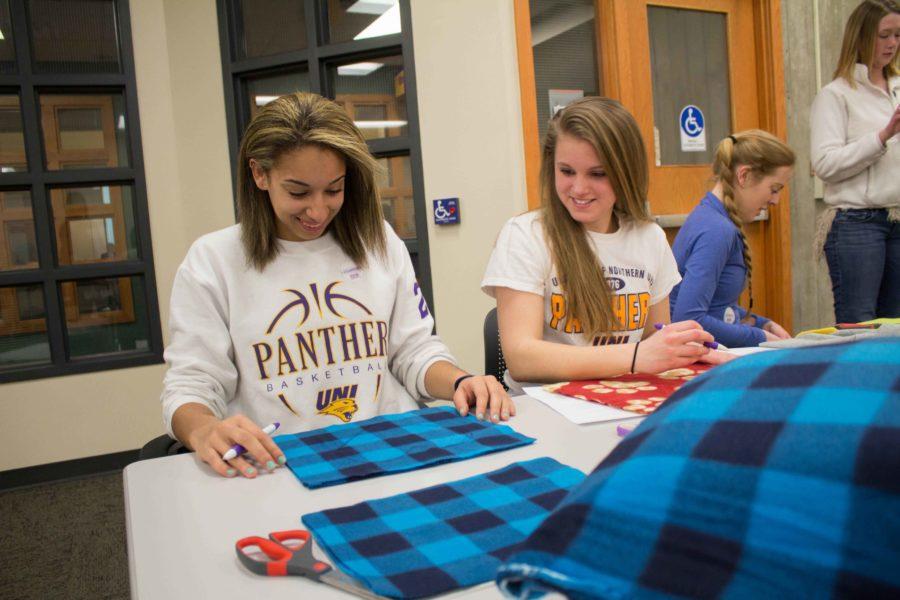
xmin=453 ymin=375 xmax=515 ymax=423
xmin=763 ymin=320 xmax=791 ymax=339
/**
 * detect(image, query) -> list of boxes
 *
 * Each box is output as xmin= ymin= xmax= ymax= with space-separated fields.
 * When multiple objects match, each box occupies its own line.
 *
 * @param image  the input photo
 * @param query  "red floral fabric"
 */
xmin=544 ymin=364 xmax=713 ymax=415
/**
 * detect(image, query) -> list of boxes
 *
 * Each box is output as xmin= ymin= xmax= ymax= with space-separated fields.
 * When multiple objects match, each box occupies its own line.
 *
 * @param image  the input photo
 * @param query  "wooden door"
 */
xmin=596 ymin=0 xmax=790 ymax=328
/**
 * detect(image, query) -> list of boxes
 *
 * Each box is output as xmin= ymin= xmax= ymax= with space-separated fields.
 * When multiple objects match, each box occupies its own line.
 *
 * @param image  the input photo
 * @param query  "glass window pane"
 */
xmin=1 ymin=190 xmax=38 ymax=271
xmin=329 ymin=54 xmax=407 ymax=141
xmin=63 ymin=275 xmax=150 ymax=358
xmin=375 ymin=154 xmax=415 ymax=240
xmin=245 ymin=70 xmax=310 ymax=122
xmin=0 ymin=284 xmax=51 ymax=368
xmin=39 ymin=93 xmax=131 ymax=170
xmin=0 ymin=95 xmax=27 ymax=172
xmin=327 ymin=0 xmax=401 ymax=44
xmin=238 ymin=0 xmax=307 ymax=59
xmin=0 ymin=0 xmax=16 ymax=74
xmin=29 ymin=0 xmax=120 ymax=73
xmin=530 ymin=0 xmax=600 ymax=142
xmin=51 ymin=184 xmax=138 ymax=266
xmin=648 ymin=6 xmax=731 ymax=165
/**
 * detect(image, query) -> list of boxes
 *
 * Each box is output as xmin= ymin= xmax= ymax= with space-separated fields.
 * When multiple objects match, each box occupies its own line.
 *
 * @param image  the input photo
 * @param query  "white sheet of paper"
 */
xmin=722 ymin=346 xmax=777 ymax=357
xmin=523 ymin=386 xmax=642 ymax=425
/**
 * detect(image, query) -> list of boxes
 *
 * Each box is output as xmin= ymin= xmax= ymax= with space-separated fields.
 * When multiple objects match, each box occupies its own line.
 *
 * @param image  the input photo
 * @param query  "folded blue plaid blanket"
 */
xmin=303 ymin=457 xmax=585 ymax=598
xmin=275 ymin=406 xmax=535 ymax=489
xmin=497 ymin=338 xmax=900 ymax=599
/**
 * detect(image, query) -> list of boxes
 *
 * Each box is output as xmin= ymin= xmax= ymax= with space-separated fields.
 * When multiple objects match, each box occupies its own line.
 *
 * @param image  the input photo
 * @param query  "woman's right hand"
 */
xmin=879 ymin=105 xmax=900 ymax=146
xmin=186 ymin=413 xmax=286 ymax=479
xmin=634 ymin=320 xmax=714 ymax=374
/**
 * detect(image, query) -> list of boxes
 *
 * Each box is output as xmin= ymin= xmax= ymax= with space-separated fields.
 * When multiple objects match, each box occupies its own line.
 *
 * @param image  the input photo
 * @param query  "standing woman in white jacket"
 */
xmin=811 ymin=0 xmax=900 ymax=323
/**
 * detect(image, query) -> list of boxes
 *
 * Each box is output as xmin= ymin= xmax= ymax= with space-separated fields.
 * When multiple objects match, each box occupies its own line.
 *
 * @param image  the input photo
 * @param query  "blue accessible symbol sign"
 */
xmin=679 ymin=105 xmax=706 ymax=152
xmin=433 ymin=198 xmax=460 ymax=225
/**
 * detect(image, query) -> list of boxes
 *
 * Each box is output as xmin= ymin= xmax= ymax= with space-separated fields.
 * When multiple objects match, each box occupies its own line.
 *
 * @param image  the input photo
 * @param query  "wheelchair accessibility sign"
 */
xmin=679 ymin=105 xmax=706 ymax=152
xmin=433 ymin=198 xmax=460 ymax=225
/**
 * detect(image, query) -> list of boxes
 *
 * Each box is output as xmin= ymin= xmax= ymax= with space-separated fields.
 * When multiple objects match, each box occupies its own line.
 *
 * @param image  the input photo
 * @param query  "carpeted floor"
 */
xmin=0 ymin=472 xmax=129 ymax=600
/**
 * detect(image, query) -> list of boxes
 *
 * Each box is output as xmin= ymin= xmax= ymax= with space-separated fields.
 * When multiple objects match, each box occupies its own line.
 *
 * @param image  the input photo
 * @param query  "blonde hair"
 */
xmin=539 ymin=96 xmax=652 ymax=339
xmin=236 ymin=92 xmax=386 ymax=270
xmin=712 ymin=130 xmax=795 ymax=310
xmin=833 ymin=0 xmax=900 ymax=85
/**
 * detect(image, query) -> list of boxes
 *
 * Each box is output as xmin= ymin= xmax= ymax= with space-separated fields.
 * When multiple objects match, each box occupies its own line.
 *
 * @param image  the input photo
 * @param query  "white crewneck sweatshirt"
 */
xmin=161 ymin=223 xmax=455 ymax=437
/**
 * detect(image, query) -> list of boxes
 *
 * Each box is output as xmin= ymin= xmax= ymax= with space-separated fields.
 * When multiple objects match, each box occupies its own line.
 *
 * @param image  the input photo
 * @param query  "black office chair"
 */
xmin=138 ymin=434 xmax=188 ymax=460
xmin=483 ymin=307 xmax=509 ymax=391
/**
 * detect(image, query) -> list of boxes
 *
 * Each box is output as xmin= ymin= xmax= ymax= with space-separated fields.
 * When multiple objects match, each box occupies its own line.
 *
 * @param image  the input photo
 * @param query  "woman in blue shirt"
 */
xmin=670 ymin=130 xmax=795 ymax=347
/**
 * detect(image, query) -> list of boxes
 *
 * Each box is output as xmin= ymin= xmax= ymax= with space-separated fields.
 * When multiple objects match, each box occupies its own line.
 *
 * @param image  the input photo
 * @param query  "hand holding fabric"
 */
xmin=453 ymin=375 xmax=515 ymax=423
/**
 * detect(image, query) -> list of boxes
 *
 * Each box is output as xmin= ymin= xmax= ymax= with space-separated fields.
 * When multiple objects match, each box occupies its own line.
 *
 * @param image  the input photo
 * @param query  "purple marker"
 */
xmin=616 ymin=424 xmax=634 ymax=437
xmin=654 ymin=322 xmax=719 ymax=350
xmin=221 ymin=422 xmax=280 ymax=461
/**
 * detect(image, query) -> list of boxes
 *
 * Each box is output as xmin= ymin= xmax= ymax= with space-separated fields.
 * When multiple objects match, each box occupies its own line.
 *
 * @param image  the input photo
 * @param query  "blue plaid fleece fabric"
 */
xmin=302 ymin=457 xmax=585 ymax=598
xmin=497 ymin=338 xmax=900 ymax=599
xmin=274 ymin=407 xmax=535 ymax=489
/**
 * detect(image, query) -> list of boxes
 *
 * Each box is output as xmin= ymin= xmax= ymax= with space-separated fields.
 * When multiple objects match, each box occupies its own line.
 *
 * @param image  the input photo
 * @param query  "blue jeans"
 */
xmin=824 ymin=208 xmax=900 ymax=323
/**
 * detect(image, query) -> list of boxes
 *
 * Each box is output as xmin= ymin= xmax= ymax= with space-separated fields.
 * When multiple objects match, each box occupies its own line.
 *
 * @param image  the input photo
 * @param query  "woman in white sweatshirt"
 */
xmin=162 ymin=93 xmax=513 ymax=478
xmin=811 ymin=0 xmax=900 ymax=323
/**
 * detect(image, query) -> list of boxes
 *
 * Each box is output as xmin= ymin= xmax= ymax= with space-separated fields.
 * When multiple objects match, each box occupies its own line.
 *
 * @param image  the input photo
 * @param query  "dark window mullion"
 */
xmin=9 ymin=0 xmax=68 ymax=365
xmin=306 ymin=0 xmax=322 ymax=94
xmin=316 ymin=34 xmax=403 ymax=59
xmin=217 ymin=0 xmax=240 ymax=187
xmin=398 ymin=0 xmax=433 ymax=316
xmin=54 ymin=260 xmax=149 ymax=280
xmin=41 ymin=168 xmax=136 ymax=185
xmin=230 ymin=49 xmax=312 ymax=76
xmin=28 ymin=74 xmax=129 ymax=87
xmin=367 ymin=136 xmax=411 ymax=155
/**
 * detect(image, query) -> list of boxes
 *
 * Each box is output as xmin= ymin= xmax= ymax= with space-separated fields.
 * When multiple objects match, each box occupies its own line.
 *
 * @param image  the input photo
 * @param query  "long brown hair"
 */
xmin=236 ymin=92 xmax=386 ymax=270
xmin=833 ymin=0 xmax=900 ymax=85
xmin=711 ymin=130 xmax=795 ymax=310
xmin=539 ymin=97 xmax=652 ymax=338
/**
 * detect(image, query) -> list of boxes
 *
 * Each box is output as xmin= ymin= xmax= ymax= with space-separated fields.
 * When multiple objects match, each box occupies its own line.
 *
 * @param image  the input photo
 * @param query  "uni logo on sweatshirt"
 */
xmin=316 ymin=384 xmax=359 ymax=422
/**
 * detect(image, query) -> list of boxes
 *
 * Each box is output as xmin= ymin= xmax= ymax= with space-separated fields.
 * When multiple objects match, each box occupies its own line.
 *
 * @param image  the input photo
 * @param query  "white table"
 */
xmin=124 ymin=396 xmax=639 ymax=599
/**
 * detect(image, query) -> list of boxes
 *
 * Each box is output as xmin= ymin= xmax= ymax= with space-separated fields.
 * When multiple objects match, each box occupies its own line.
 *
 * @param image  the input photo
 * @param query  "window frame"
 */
xmin=0 ymin=0 xmax=163 ymax=383
xmin=215 ymin=0 xmax=433 ymax=311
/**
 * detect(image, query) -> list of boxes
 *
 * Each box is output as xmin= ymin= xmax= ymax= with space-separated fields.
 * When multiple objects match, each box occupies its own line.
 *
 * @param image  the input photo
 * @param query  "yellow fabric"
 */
xmin=797 ymin=318 xmax=900 ymax=337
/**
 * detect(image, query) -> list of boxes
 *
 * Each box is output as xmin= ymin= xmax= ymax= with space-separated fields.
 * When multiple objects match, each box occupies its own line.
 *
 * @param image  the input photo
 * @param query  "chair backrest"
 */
xmin=483 ymin=307 xmax=508 ymax=390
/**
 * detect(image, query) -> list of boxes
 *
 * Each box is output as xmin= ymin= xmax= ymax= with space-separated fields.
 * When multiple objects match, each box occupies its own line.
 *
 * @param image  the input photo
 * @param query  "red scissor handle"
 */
xmin=235 ymin=530 xmax=332 ymax=580
xmin=269 ymin=529 xmax=311 ymax=546
xmin=236 ymin=536 xmax=293 ymax=576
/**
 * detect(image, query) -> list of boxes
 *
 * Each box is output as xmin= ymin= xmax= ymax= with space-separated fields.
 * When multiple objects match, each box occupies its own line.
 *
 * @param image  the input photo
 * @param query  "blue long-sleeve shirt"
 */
xmin=669 ymin=192 xmax=769 ymax=347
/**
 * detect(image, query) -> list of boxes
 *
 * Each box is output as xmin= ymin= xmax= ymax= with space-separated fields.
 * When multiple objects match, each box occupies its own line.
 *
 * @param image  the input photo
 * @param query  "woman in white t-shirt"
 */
xmin=163 ymin=93 xmax=513 ymax=479
xmin=482 ymin=97 xmax=728 ymax=393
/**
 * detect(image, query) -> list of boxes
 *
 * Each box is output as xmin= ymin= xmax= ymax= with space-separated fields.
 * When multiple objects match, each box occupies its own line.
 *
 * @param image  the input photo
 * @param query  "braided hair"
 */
xmin=711 ymin=130 xmax=795 ymax=312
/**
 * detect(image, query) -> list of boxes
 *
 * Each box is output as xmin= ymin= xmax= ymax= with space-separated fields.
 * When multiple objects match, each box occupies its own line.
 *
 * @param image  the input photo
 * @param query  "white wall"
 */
xmin=410 ymin=0 xmax=528 ymax=374
xmin=0 ymin=0 xmax=233 ymax=471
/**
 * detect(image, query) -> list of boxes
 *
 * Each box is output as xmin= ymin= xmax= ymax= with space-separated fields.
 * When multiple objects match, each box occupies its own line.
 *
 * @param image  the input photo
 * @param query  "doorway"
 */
xmin=516 ymin=0 xmax=791 ymax=329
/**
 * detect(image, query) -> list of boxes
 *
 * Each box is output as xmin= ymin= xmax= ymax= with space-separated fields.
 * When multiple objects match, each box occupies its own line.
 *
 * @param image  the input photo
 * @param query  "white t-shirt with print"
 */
xmin=481 ymin=210 xmax=681 ymax=391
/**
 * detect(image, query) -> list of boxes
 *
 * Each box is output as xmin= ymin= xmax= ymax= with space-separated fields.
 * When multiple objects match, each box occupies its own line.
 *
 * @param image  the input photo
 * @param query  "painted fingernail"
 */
xmin=245 ymin=467 xmax=256 ymax=476
xmin=491 ymin=414 xmax=499 ymax=422
xmin=266 ymin=460 xmax=276 ymax=470
xmin=476 ymin=412 xmax=484 ymax=420
xmin=277 ymin=455 xmax=287 ymax=465
xmin=502 ymin=411 xmax=509 ymax=420
xmin=226 ymin=468 xmax=237 ymax=477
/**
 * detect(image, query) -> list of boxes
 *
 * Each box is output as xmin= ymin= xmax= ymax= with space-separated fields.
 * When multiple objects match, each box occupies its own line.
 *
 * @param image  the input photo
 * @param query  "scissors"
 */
xmin=236 ymin=529 xmax=384 ymax=599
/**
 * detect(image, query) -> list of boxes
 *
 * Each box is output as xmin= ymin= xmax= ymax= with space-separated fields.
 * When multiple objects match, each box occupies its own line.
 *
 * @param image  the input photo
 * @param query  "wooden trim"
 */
xmin=513 ymin=0 xmax=541 ymax=210
xmin=754 ymin=0 xmax=792 ymax=333
xmin=595 ymin=1 xmax=620 ymax=101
